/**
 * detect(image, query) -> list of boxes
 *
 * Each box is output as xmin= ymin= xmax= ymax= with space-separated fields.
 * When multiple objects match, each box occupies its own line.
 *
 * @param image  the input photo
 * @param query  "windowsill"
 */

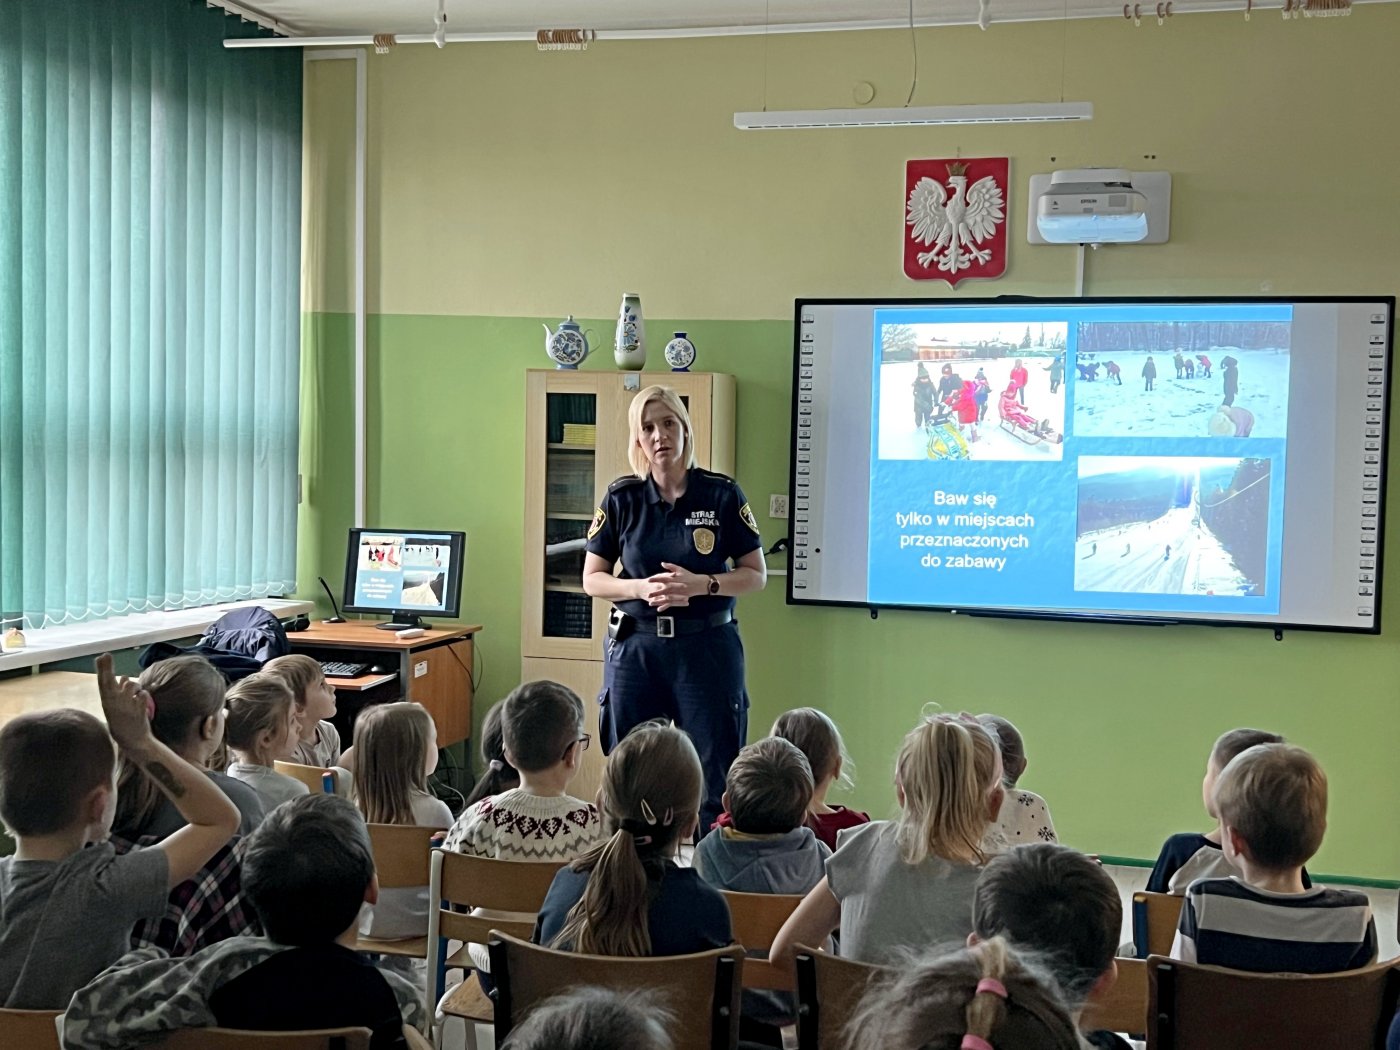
xmin=0 ymin=598 xmax=315 ymax=673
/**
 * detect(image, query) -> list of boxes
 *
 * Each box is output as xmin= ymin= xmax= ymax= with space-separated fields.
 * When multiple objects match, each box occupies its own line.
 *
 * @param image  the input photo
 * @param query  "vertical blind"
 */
xmin=0 ymin=0 xmax=302 ymax=630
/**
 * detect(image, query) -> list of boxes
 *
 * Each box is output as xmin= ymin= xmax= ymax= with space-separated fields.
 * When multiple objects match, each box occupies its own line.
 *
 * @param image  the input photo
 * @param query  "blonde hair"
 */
xmin=116 ymin=656 xmax=229 ymax=835
xmin=895 ymin=714 xmax=1000 ymax=865
xmin=353 ymin=702 xmax=437 ymax=825
xmin=552 ymin=721 xmax=703 ymax=957
xmin=261 ymin=654 xmax=323 ymax=708
xmin=843 ymin=938 xmax=1080 ymax=1050
xmin=224 ymin=674 xmax=296 ymax=767
xmin=772 ymin=707 xmax=853 ymax=791
xmin=1214 ymin=742 xmax=1327 ymax=870
xmin=626 ymin=386 xmax=697 ymax=477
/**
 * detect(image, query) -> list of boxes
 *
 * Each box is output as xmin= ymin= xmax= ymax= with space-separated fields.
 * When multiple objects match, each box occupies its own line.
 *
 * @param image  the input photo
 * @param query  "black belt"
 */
xmin=612 ymin=608 xmax=732 ymax=639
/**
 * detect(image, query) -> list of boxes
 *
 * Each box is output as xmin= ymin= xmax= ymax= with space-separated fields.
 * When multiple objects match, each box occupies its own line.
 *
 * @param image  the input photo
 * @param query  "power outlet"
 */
xmin=769 ymin=494 xmax=789 ymax=519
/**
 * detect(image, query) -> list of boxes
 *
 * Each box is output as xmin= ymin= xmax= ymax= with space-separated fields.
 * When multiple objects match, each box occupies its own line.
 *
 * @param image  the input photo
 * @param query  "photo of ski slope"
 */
xmin=876 ymin=321 xmax=1068 ymax=462
xmin=1072 ymin=320 xmax=1291 ymax=439
xmin=1075 ymin=456 xmax=1273 ymax=597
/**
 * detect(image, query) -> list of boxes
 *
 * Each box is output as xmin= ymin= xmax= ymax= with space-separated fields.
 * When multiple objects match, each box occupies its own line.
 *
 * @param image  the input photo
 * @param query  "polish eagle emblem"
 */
xmin=905 ymin=160 xmax=1007 ymax=282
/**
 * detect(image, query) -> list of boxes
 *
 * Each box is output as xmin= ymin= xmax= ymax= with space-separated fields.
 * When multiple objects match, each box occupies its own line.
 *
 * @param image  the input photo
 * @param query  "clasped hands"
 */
xmin=639 ymin=561 xmax=706 ymax=611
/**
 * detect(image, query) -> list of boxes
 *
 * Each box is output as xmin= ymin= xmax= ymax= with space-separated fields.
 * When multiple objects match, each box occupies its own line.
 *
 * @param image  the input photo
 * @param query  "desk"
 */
xmin=0 ymin=671 xmax=102 ymax=731
xmin=287 ymin=622 xmax=481 ymax=747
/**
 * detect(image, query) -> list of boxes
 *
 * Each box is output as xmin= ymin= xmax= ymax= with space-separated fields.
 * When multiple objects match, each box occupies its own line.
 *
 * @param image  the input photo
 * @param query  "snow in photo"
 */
xmin=1071 ymin=320 xmax=1291 ymax=439
xmin=876 ymin=320 xmax=1067 ymax=462
xmin=1075 ymin=456 xmax=1273 ymax=598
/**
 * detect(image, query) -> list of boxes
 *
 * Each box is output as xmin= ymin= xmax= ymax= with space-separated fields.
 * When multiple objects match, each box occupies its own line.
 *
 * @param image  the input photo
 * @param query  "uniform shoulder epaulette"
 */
xmin=694 ymin=468 xmax=737 ymax=485
xmin=607 ymin=475 xmax=646 ymax=492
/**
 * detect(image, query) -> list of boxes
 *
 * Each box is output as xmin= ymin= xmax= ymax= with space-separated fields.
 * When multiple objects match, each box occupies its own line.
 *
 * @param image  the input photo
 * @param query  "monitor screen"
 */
xmin=789 ymin=296 xmax=1393 ymax=633
xmin=341 ymin=528 xmax=465 ymax=627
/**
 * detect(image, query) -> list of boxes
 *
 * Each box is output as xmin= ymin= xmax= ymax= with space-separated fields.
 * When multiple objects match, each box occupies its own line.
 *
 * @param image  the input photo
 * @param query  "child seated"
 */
xmin=536 ymin=720 xmax=732 ymax=956
xmin=978 ymin=714 xmax=1056 ymax=851
xmin=443 ymin=682 xmax=602 ymax=861
xmin=62 ymin=794 xmax=426 ymax=1049
xmin=845 ymin=938 xmax=1082 ymax=1050
xmin=1170 ymin=742 xmax=1376 ymax=973
xmin=223 ymin=674 xmax=308 ymax=812
xmin=263 ymin=654 xmax=342 ymax=768
xmin=461 ymin=699 xmax=520 ymax=809
xmin=1148 ymin=727 xmax=1293 ymax=893
xmin=500 ymin=987 xmax=674 ymax=1050
xmin=694 ymin=737 xmax=830 ymax=1040
xmin=770 ymin=713 xmax=1004 ymax=968
xmin=772 ymin=707 xmax=869 ymax=850
xmin=0 ymin=654 xmax=240 ymax=1009
xmin=972 ymin=843 xmax=1128 ymax=1050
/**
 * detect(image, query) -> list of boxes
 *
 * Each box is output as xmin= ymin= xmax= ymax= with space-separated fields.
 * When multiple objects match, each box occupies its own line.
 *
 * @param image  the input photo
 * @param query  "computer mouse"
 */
xmin=369 ymin=664 xmax=389 ymax=675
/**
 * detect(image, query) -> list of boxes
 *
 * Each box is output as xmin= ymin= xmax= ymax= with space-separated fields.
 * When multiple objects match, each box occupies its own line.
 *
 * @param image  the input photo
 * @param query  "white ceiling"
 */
xmin=223 ymin=0 xmax=1390 ymax=37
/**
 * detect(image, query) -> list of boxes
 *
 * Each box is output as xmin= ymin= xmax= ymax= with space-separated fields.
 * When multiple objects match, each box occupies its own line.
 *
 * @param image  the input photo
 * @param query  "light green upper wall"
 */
xmin=300 ymin=12 xmax=1400 ymax=879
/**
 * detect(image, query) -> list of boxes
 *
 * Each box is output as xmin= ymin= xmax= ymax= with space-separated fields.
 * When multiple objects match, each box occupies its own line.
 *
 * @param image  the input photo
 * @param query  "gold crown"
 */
xmin=946 ymin=161 xmax=970 ymax=177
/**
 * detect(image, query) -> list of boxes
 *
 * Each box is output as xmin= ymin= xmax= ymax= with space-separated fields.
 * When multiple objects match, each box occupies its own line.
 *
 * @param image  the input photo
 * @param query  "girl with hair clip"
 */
xmin=114 ymin=656 xmax=265 ymax=840
xmin=462 ymin=700 xmax=520 ymax=809
xmin=770 ymin=713 xmax=1004 ymax=968
xmin=843 ymin=938 xmax=1081 ymax=1050
xmin=224 ymin=674 xmax=307 ymax=812
xmin=535 ymin=720 xmax=732 ymax=957
xmin=353 ymin=702 xmax=452 ymax=942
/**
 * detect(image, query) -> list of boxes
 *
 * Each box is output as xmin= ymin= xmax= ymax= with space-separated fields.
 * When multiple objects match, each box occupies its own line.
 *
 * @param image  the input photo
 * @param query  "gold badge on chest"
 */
xmin=693 ymin=527 xmax=716 ymax=555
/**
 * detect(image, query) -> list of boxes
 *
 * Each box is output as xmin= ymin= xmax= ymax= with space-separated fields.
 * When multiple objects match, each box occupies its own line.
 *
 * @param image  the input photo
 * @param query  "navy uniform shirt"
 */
xmin=585 ymin=468 xmax=762 ymax=621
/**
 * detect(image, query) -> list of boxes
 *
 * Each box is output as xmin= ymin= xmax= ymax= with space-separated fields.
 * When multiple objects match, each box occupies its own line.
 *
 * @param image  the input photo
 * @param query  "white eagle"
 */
xmin=906 ymin=164 xmax=1006 ymax=274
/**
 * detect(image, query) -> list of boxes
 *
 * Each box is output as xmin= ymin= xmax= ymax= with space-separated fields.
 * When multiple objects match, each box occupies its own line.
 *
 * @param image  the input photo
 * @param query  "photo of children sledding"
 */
xmin=1071 ymin=320 xmax=1290 ymax=439
xmin=877 ymin=321 xmax=1067 ymax=461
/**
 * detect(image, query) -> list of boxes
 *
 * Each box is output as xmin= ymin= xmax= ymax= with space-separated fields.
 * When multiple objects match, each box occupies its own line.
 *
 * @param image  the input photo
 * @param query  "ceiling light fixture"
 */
xmin=733 ymin=102 xmax=1092 ymax=130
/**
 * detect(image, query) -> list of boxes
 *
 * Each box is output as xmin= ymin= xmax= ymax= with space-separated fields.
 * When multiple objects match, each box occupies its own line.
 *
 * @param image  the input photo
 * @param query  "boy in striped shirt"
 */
xmin=1171 ymin=743 xmax=1376 ymax=973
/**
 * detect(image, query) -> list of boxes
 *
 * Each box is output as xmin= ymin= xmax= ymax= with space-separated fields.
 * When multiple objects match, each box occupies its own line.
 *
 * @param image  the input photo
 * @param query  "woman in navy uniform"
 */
xmin=582 ymin=385 xmax=767 ymax=827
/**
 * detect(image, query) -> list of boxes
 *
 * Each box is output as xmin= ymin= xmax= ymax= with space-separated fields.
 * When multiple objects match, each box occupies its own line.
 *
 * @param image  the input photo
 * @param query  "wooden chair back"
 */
xmin=1146 ymin=956 xmax=1400 ymax=1050
xmin=367 ymin=823 xmax=445 ymax=889
xmin=794 ymin=949 xmax=887 ymax=1050
xmin=0 ymin=1008 xmax=61 ymax=1050
xmin=1132 ymin=891 xmax=1185 ymax=958
xmin=274 ymin=760 xmax=333 ymax=794
xmin=488 ymin=930 xmax=743 ymax=1050
xmin=1082 ymin=957 xmax=1148 ymax=1037
xmin=425 ymin=849 xmax=567 ymax=1015
xmin=157 ymin=1027 xmax=371 ymax=1048
xmin=719 ymin=890 xmax=804 ymax=992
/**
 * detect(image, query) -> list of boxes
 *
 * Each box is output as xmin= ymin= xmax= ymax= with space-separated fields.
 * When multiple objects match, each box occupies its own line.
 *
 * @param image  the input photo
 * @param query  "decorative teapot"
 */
xmin=543 ymin=315 xmax=592 ymax=369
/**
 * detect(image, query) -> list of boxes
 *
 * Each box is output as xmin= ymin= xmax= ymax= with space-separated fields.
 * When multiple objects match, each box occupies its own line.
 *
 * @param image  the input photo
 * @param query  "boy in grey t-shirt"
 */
xmin=0 ymin=654 xmax=240 ymax=1009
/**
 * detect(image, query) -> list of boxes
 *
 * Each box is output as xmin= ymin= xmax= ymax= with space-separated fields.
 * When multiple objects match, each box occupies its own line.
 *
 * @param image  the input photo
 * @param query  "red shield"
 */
xmin=903 ymin=157 xmax=1009 ymax=286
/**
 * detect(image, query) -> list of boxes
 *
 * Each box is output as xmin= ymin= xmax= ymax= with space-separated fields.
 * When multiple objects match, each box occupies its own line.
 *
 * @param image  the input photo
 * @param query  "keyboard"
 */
xmin=319 ymin=659 xmax=372 ymax=679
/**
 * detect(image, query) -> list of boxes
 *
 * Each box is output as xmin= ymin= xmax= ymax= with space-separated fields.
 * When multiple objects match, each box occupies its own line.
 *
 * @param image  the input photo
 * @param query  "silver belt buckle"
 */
xmin=656 ymin=615 xmax=675 ymax=639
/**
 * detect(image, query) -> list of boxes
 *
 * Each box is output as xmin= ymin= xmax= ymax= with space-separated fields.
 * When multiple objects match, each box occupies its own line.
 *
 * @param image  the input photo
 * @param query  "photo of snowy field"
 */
xmin=1075 ymin=456 xmax=1273 ymax=597
xmin=876 ymin=356 xmax=1067 ymax=462
xmin=1072 ymin=320 xmax=1291 ymax=439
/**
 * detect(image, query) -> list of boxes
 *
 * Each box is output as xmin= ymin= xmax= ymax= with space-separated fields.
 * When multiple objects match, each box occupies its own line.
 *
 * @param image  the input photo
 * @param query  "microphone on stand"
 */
xmin=319 ymin=577 xmax=347 ymax=624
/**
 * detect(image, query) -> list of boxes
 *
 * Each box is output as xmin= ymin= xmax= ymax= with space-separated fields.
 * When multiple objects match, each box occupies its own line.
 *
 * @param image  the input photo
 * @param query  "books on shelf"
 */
xmin=561 ymin=423 xmax=596 ymax=446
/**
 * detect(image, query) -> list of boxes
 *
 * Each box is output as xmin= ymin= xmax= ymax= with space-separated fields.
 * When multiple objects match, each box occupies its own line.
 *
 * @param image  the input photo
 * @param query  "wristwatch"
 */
xmin=707 ymin=574 xmax=720 ymax=596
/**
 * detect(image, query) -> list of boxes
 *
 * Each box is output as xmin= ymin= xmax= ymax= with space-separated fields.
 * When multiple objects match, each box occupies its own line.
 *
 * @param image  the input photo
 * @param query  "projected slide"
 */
xmin=863 ymin=303 xmax=1289 ymax=618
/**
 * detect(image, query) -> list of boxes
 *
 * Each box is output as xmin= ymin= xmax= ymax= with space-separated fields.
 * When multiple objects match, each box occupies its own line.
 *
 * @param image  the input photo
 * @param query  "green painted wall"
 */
xmin=299 ymin=12 xmax=1400 ymax=879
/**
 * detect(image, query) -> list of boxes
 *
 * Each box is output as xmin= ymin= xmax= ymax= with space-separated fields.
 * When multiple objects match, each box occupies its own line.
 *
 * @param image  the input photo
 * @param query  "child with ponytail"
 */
xmin=461 ymin=700 xmax=520 ymax=809
xmin=535 ymin=720 xmax=733 ymax=957
xmin=771 ymin=713 xmax=1004 ymax=968
xmin=353 ymin=702 xmax=452 ymax=941
xmin=114 ymin=655 xmax=265 ymax=841
xmin=224 ymin=675 xmax=307 ymax=812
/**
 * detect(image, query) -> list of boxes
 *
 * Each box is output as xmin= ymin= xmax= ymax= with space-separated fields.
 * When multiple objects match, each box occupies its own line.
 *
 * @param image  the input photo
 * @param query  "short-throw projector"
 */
xmin=1028 ymin=168 xmax=1171 ymax=245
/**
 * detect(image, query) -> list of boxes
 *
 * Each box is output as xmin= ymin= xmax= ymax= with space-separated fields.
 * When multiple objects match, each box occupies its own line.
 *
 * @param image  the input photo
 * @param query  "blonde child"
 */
xmin=115 ymin=655 xmax=264 ymax=840
xmin=443 ymin=681 xmax=602 ymax=861
xmin=843 ymin=939 xmax=1081 ymax=1050
xmin=461 ymin=700 xmax=520 ymax=809
xmin=770 ymin=713 xmax=1004 ymax=968
xmin=772 ymin=707 xmax=870 ymax=850
xmin=536 ymin=720 xmax=732 ymax=956
xmin=0 ymin=654 xmax=240 ymax=1009
xmin=977 ymin=713 xmax=1057 ymax=851
xmin=262 ymin=654 xmax=341 ymax=768
xmin=353 ymin=702 xmax=452 ymax=941
xmin=224 ymin=674 xmax=307 ymax=812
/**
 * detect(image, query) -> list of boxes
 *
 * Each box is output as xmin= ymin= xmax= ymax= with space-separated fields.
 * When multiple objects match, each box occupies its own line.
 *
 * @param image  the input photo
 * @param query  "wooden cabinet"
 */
xmin=521 ymin=370 xmax=736 ymax=797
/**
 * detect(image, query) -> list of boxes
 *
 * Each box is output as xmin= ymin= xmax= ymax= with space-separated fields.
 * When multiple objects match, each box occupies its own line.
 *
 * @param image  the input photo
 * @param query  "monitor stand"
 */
xmin=375 ymin=613 xmax=427 ymax=632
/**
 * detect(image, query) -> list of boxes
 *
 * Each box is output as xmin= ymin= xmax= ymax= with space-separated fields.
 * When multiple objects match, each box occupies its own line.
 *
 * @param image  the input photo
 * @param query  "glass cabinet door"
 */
xmin=541 ymin=390 xmax=597 ymax=642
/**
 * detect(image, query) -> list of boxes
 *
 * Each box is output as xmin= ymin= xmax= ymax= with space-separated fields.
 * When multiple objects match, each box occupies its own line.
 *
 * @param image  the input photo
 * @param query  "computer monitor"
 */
xmin=341 ymin=528 xmax=466 ymax=630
